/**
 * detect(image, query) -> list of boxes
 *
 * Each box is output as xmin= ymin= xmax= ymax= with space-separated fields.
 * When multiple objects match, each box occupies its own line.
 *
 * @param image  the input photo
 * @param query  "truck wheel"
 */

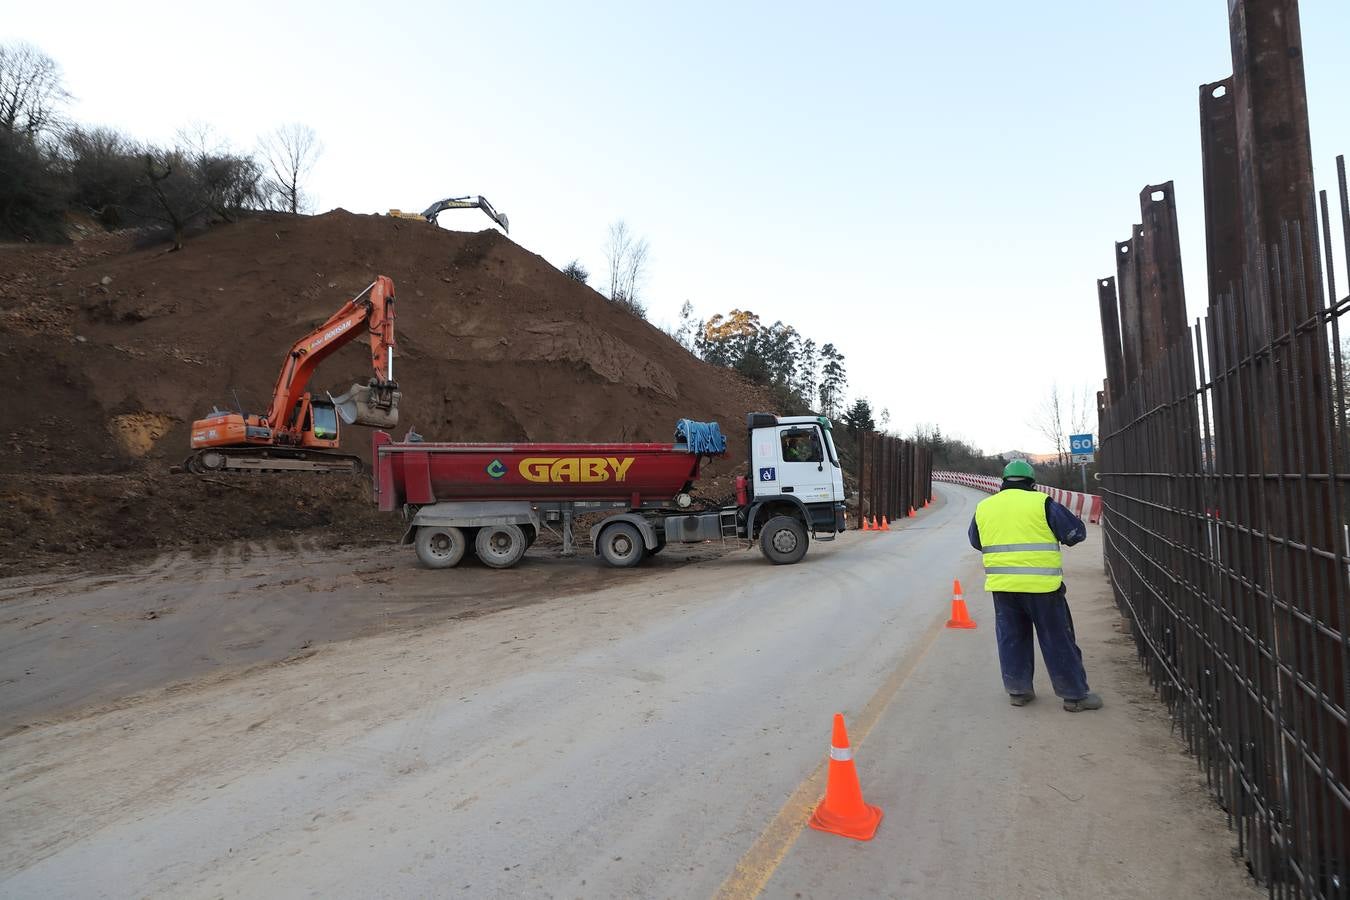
xmin=760 ymin=515 xmax=808 ymax=565
xmin=599 ymin=522 xmax=645 ymax=568
xmin=475 ymin=524 xmax=528 ymax=569
xmin=415 ymin=526 xmax=467 ymax=569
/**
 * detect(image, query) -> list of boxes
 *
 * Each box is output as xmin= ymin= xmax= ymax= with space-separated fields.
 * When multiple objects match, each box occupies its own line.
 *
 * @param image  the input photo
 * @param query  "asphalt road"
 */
xmin=0 ymin=485 xmax=1256 ymax=898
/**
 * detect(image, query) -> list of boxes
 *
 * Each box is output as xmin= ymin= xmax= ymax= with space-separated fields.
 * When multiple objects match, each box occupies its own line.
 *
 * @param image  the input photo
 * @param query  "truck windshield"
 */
xmin=312 ymin=403 xmax=338 ymax=440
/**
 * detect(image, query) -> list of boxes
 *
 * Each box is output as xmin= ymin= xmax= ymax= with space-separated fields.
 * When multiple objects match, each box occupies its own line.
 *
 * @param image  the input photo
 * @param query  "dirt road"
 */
xmin=0 ymin=486 xmax=1256 ymax=898
xmin=0 ymin=537 xmax=722 ymax=735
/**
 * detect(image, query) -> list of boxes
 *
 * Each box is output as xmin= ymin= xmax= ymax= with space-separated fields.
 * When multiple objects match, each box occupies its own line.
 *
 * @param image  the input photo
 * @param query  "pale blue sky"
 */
xmin=10 ymin=2 xmax=1349 ymax=452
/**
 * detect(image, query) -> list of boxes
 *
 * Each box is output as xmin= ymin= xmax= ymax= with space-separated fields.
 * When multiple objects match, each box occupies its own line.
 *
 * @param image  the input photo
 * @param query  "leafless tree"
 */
xmin=178 ymin=124 xmax=263 ymax=221
xmin=604 ymin=220 xmax=650 ymax=316
xmin=1031 ymin=383 xmax=1094 ymax=471
xmin=259 ymin=123 xmax=322 ymax=214
xmin=141 ymin=149 xmax=206 ymax=251
xmin=0 ymin=41 xmax=70 ymax=138
xmin=1031 ymin=383 xmax=1069 ymax=470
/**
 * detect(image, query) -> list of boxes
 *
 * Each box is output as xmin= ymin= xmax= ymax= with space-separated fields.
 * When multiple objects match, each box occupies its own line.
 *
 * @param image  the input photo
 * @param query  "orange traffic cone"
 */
xmin=946 ymin=579 xmax=977 ymax=629
xmin=860 ymin=516 xmax=871 ymax=532
xmin=808 ymin=714 xmax=883 ymax=841
xmin=908 ymin=506 xmax=917 ymax=518
xmin=880 ymin=516 xmax=890 ymax=531
xmin=871 ymin=515 xmax=881 ymax=531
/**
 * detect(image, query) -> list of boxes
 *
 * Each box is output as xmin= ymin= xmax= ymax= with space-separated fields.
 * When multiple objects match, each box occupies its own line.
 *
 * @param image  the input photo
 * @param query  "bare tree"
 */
xmin=673 ymin=300 xmax=698 ymax=351
xmin=259 ymin=123 xmax=322 ymax=214
xmin=561 ymin=259 xmax=589 ymax=284
xmin=178 ymin=125 xmax=263 ymax=221
xmin=1031 ymin=383 xmax=1069 ymax=469
xmin=1068 ymin=384 xmax=1093 ymax=438
xmin=140 ymin=149 xmax=206 ymax=251
xmin=604 ymin=219 xmax=650 ymax=316
xmin=0 ymin=41 xmax=70 ymax=138
xmin=1031 ymin=383 xmax=1094 ymax=471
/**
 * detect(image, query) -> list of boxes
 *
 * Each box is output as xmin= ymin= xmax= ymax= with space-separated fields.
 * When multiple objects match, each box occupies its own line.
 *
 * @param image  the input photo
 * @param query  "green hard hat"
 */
xmin=1003 ymin=459 xmax=1036 ymax=480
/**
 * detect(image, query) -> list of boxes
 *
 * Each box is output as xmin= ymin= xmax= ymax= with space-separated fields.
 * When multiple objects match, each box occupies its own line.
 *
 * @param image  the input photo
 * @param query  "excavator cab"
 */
xmin=308 ymin=399 xmax=340 ymax=443
xmin=288 ymin=395 xmax=341 ymax=449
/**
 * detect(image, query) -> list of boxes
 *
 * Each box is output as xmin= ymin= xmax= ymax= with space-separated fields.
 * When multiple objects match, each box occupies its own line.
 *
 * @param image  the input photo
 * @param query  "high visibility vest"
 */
xmin=974 ymin=488 xmax=1064 ymax=593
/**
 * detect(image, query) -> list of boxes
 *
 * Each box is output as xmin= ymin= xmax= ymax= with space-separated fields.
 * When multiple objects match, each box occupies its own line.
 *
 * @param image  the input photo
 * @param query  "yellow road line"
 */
xmin=713 ymin=610 xmax=951 ymax=899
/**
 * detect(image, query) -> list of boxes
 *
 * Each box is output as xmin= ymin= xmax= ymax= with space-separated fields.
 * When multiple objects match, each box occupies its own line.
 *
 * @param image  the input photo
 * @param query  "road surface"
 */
xmin=0 ymin=485 xmax=1256 ymax=898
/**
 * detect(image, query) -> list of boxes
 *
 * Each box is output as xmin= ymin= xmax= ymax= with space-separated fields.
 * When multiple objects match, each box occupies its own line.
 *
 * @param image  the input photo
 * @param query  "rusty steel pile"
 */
xmin=855 ymin=432 xmax=933 ymax=522
xmin=1094 ymin=2 xmax=1349 ymax=894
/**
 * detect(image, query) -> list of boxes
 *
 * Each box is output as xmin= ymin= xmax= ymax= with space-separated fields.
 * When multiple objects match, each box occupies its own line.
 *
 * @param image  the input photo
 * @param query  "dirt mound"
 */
xmin=0 ymin=212 xmax=777 ymax=571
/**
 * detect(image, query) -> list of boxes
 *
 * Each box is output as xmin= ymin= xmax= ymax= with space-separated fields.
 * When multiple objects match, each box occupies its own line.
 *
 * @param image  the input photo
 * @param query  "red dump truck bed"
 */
xmin=372 ymin=431 xmax=710 ymax=511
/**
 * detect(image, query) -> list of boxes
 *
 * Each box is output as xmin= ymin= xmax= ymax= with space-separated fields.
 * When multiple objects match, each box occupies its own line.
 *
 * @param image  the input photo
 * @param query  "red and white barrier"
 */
xmin=933 ymin=470 xmax=1103 ymax=525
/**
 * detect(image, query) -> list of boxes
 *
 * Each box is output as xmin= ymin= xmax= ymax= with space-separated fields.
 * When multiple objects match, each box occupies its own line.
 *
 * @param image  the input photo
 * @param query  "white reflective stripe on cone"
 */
xmin=829 ymin=746 xmax=853 ymax=761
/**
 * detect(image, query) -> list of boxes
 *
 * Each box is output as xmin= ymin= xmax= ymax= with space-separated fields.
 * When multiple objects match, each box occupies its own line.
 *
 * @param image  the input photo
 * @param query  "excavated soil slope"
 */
xmin=0 ymin=212 xmax=775 ymax=573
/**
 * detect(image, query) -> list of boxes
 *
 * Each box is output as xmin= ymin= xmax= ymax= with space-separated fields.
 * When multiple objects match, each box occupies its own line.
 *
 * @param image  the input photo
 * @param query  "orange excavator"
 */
xmin=182 ymin=276 xmax=400 ymax=474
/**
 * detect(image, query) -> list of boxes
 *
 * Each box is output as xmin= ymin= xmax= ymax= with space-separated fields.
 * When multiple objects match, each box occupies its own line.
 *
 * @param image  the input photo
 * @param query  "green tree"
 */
xmin=842 ymin=397 xmax=875 ymax=435
xmin=818 ymin=343 xmax=847 ymax=416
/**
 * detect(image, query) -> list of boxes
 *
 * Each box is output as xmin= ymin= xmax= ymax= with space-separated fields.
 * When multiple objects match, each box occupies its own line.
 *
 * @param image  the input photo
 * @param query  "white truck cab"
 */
xmin=744 ymin=413 xmax=848 ymax=555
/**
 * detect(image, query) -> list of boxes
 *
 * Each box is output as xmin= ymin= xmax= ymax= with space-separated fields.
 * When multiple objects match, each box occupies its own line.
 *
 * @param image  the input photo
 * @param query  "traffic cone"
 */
xmin=861 ymin=515 xmax=871 ymax=532
xmin=908 ymin=506 xmax=916 ymax=518
xmin=946 ymin=579 xmax=976 ymax=629
xmin=871 ymin=515 xmax=880 ymax=531
xmin=808 ymin=714 xmax=883 ymax=841
xmin=880 ymin=516 xmax=890 ymax=531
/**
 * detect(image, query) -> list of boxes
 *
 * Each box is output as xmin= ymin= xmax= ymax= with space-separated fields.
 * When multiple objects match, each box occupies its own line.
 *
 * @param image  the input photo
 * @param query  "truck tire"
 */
xmin=598 ymin=522 xmax=645 ymax=568
xmin=760 ymin=515 xmax=808 ymax=565
xmin=415 ymin=526 xmax=467 ymax=569
xmin=475 ymin=524 xmax=528 ymax=569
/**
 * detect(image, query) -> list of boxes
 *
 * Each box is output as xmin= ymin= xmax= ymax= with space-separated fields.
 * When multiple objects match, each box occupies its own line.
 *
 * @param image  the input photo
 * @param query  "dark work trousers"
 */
xmin=992 ymin=585 xmax=1090 ymax=700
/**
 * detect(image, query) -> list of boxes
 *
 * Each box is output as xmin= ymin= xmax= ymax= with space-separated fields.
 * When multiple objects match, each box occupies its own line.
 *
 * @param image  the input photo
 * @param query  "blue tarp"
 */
xmin=675 ymin=419 xmax=727 ymax=455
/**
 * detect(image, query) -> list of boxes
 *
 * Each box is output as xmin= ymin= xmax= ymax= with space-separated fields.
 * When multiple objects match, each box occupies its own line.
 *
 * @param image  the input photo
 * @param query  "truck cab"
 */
xmin=741 ymin=413 xmax=848 ymax=560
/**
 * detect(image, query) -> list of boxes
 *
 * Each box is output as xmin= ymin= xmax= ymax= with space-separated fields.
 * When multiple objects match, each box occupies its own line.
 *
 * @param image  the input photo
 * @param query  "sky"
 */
xmin=8 ymin=1 xmax=1349 ymax=453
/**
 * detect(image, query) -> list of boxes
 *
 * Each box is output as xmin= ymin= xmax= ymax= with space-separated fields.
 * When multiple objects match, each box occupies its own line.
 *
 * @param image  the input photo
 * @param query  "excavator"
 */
xmin=387 ymin=195 xmax=510 ymax=233
xmin=182 ymin=276 xmax=400 ymax=475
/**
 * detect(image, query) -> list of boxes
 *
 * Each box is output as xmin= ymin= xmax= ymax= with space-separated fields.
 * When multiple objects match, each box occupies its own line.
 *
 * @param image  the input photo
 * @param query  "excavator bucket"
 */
xmin=331 ymin=381 xmax=401 ymax=429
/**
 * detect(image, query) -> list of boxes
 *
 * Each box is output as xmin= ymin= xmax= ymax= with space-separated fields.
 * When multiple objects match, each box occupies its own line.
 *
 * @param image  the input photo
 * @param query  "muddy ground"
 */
xmin=0 ymin=536 xmax=734 ymax=736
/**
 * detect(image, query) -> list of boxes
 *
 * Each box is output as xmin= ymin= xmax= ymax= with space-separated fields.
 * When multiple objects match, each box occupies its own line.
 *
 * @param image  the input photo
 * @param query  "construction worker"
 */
xmin=782 ymin=433 xmax=818 ymax=463
xmin=967 ymin=459 xmax=1102 ymax=712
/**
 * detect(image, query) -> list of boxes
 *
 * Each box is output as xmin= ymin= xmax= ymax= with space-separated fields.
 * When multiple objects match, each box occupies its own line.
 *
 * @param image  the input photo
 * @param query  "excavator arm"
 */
xmin=419 ymin=195 xmax=510 ymax=233
xmin=264 ymin=276 xmax=399 ymax=433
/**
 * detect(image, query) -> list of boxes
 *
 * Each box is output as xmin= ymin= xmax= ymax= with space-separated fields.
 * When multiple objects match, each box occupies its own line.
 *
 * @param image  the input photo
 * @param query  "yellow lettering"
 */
xmin=551 ymin=457 xmax=581 ymax=482
xmin=608 ymin=457 xmax=635 ymax=482
xmin=581 ymin=458 xmax=608 ymax=482
xmin=520 ymin=458 xmax=552 ymax=482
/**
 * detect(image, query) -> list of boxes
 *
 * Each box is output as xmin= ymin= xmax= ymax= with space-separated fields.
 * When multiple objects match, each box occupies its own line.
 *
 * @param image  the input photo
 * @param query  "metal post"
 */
xmin=1116 ymin=226 xmax=1146 ymax=386
xmin=1138 ymin=181 xmax=1189 ymax=366
xmin=1199 ymin=76 xmax=1245 ymax=309
xmin=1097 ymin=276 xmax=1127 ymax=401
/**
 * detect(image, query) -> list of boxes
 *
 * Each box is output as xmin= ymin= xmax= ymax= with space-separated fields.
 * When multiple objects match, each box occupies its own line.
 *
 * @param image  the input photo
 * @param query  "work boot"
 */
xmin=1008 ymin=690 xmax=1035 ymax=707
xmin=1063 ymin=692 xmax=1104 ymax=712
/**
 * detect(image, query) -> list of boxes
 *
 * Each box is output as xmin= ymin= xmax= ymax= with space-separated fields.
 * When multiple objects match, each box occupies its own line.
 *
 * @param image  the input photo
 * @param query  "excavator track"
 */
xmin=181 ymin=447 xmax=365 ymax=476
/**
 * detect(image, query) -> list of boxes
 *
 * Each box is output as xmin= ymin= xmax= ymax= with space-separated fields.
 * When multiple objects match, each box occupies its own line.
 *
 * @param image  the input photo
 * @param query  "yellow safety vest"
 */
xmin=974 ymin=488 xmax=1064 ymax=593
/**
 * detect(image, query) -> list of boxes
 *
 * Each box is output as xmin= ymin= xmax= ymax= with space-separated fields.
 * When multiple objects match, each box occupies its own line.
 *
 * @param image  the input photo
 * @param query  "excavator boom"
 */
xmin=266 ymin=276 xmax=398 ymax=431
xmin=182 ymin=276 xmax=400 ymax=475
xmin=418 ymin=195 xmax=510 ymax=233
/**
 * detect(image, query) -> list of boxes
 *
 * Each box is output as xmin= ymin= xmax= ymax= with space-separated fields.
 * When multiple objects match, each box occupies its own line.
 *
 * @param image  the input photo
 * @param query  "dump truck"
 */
xmin=373 ymin=414 xmax=847 ymax=569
